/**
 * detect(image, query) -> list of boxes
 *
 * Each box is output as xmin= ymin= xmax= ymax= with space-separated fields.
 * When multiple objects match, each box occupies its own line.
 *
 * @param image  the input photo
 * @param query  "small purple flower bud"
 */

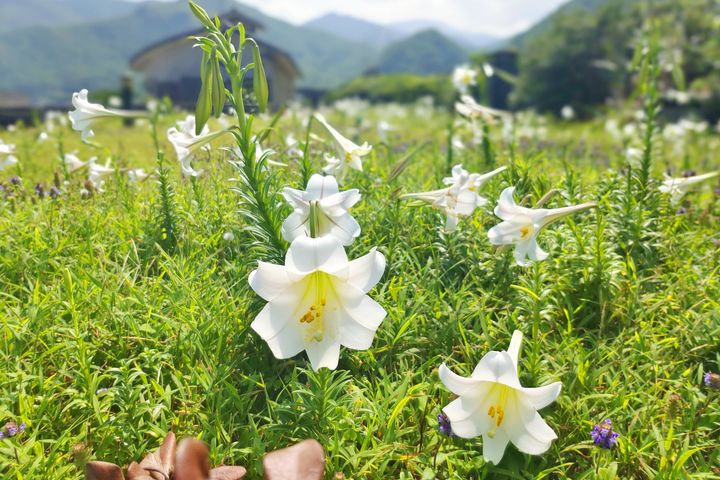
xmin=35 ymin=183 xmax=45 ymax=198
xmin=705 ymin=372 xmax=720 ymax=390
xmin=677 ymin=207 xmax=687 ymax=215
xmin=19 ymin=423 xmax=26 ymax=433
xmin=9 ymin=176 xmax=21 ymax=186
xmin=591 ymin=419 xmax=619 ymax=449
xmin=682 ymin=170 xmax=697 ymax=178
xmin=50 ymin=186 xmax=61 ymax=199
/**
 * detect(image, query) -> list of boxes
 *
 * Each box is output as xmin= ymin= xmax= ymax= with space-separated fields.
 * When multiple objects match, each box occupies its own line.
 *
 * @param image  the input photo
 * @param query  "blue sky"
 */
xmin=132 ymin=0 xmax=571 ymax=37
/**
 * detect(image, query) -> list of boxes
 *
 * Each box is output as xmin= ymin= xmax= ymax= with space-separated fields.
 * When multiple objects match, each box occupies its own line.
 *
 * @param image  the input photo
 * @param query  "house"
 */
xmin=130 ymin=11 xmax=300 ymax=110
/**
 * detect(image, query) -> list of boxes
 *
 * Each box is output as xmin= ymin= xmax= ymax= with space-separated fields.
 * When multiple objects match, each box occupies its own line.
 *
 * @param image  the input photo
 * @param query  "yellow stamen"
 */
xmin=299 ymin=272 xmax=330 ymax=342
xmin=345 ymin=152 xmax=352 ymax=163
xmin=520 ymin=226 xmax=532 ymax=239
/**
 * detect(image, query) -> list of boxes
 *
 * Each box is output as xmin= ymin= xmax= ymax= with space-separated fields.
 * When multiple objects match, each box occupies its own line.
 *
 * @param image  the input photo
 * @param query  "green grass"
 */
xmin=0 ymin=105 xmax=719 ymax=479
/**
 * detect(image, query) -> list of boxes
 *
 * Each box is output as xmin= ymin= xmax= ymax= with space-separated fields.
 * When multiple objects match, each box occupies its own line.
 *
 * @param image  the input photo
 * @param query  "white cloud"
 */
xmin=233 ymin=0 xmax=570 ymax=37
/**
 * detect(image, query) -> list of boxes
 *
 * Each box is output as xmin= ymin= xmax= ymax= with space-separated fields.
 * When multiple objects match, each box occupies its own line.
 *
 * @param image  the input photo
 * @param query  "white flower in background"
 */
xmin=377 ymin=120 xmax=394 ymax=142
xmin=167 ymin=115 xmax=227 ymax=176
xmin=455 ymin=95 xmax=506 ymax=124
xmin=452 ymin=64 xmax=478 ymax=94
xmin=45 ymin=110 xmax=68 ymax=131
xmin=314 ymin=113 xmax=372 ymax=182
xmin=402 ymin=164 xmax=507 ymax=232
xmin=249 ymin=235 xmax=386 ymax=371
xmin=560 ymin=105 xmax=575 ymax=120
xmin=488 ymin=187 xmax=596 ymax=266
xmin=285 ymin=133 xmax=303 ymax=158
xmin=659 ymin=171 xmax=720 ymax=204
xmin=664 ymin=89 xmax=691 ymax=105
xmin=108 ymin=96 xmax=122 ymax=108
xmin=232 ymin=141 xmax=286 ymax=168
xmin=63 ymin=152 xmax=95 ymax=173
xmin=332 ymin=97 xmax=369 ymax=118
xmin=222 ymin=231 xmax=235 ymax=241
xmin=439 ymin=330 xmax=561 ymax=465
xmin=85 ymin=160 xmax=114 ymax=193
xmin=0 ymin=139 xmax=18 ymax=171
xmin=482 ymin=63 xmax=495 ymax=77
xmin=625 ymin=147 xmax=643 ymax=168
xmin=38 ymin=132 xmax=49 ymax=142
xmin=604 ymin=119 xmax=621 ymax=140
xmin=68 ymin=89 xmax=134 ymax=140
xmin=281 ymin=174 xmax=361 ymax=246
xmin=7 ymin=124 xmax=17 ymax=133
xmin=451 ymin=137 xmax=466 ymax=151
xmin=127 ymin=168 xmax=150 ymax=183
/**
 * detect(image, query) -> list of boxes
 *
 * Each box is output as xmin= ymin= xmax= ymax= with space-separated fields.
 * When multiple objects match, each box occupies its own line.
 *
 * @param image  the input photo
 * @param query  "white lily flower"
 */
xmin=488 ymin=187 xmax=596 ymax=266
xmin=63 ymin=152 xmax=95 ymax=173
xmin=560 ymin=105 xmax=575 ymax=120
xmin=127 ymin=168 xmax=151 ymax=183
xmin=68 ymin=89 xmax=135 ymax=141
xmin=659 ymin=171 xmax=720 ymax=204
xmin=0 ymin=139 xmax=18 ymax=171
xmin=167 ymin=115 xmax=229 ymax=176
xmin=455 ymin=95 xmax=506 ymax=124
xmin=452 ymin=64 xmax=477 ymax=94
xmin=402 ymin=164 xmax=507 ymax=232
xmin=314 ymin=113 xmax=372 ymax=182
xmin=249 ymin=235 xmax=386 ymax=371
xmin=439 ymin=330 xmax=561 ymax=465
xmin=281 ymin=174 xmax=361 ymax=246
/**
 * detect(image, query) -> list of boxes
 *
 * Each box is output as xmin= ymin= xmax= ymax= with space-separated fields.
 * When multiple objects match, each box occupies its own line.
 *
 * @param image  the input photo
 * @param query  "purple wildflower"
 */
xmin=704 ymin=372 xmax=720 ymax=390
xmin=677 ymin=207 xmax=687 ymax=215
xmin=591 ymin=419 xmax=619 ymax=449
xmin=437 ymin=412 xmax=456 ymax=437
xmin=682 ymin=170 xmax=697 ymax=178
xmin=50 ymin=186 xmax=61 ymax=199
xmin=9 ymin=176 xmax=21 ymax=186
xmin=35 ymin=183 xmax=45 ymax=198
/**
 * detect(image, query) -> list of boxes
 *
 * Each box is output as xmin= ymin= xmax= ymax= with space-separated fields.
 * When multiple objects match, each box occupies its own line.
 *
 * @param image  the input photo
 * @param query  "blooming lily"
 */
xmin=167 ymin=115 xmax=230 ymax=176
xmin=314 ymin=113 xmax=372 ymax=182
xmin=281 ymin=174 xmax=361 ymax=246
xmin=439 ymin=330 xmax=561 ymax=465
xmin=452 ymin=64 xmax=477 ymax=94
xmin=68 ymin=89 xmax=138 ymax=141
xmin=455 ymin=95 xmax=506 ymax=124
xmin=402 ymin=164 xmax=506 ymax=232
xmin=63 ymin=152 xmax=95 ymax=173
xmin=249 ymin=235 xmax=386 ymax=371
xmin=488 ymin=187 xmax=596 ymax=266
xmin=658 ymin=171 xmax=720 ymax=204
xmin=0 ymin=139 xmax=18 ymax=171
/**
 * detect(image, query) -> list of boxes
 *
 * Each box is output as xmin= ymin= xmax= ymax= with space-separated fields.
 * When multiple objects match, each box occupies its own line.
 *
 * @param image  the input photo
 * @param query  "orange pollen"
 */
xmin=487 ymin=405 xmax=505 ymax=427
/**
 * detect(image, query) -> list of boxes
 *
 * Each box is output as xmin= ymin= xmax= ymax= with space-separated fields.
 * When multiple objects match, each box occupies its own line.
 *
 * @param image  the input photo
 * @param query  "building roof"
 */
xmin=130 ymin=10 xmax=300 ymax=77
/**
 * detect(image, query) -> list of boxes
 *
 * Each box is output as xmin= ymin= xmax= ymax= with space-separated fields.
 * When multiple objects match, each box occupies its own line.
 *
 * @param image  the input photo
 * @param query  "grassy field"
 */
xmin=1 ymin=101 xmax=719 ymax=479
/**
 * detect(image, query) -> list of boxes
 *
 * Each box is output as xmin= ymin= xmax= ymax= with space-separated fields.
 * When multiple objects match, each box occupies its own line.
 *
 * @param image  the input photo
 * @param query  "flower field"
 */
xmin=1 ymin=5 xmax=720 ymax=479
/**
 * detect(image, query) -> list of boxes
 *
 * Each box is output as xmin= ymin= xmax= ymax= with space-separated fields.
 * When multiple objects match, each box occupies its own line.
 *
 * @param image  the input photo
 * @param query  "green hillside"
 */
xmin=0 ymin=0 xmax=377 ymax=104
xmin=508 ymin=0 xmax=614 ymax=48
xmin=373 ymin=29 xmax=468 ymax=75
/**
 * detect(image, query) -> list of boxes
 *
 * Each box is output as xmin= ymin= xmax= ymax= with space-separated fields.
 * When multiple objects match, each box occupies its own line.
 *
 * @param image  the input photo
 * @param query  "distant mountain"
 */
xmin=304 ymin=13 xmax=402 ymax=47
xmin=0 ymin=0 xmax=138 ymax=34
xmin=508 ymin=0 xmax=614 ymax=48
xmin=0 ymin=0 xmax=377 ymax=104
xmin=372 ymin=29 xmax=469 ymax=75
xmin=391 ymin=19 xmax=501 ymax=50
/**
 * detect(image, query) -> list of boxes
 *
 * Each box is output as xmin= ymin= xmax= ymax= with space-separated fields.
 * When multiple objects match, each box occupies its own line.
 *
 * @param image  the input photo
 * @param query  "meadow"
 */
xmin=1 ymin=13 xmax=720 ymax=473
